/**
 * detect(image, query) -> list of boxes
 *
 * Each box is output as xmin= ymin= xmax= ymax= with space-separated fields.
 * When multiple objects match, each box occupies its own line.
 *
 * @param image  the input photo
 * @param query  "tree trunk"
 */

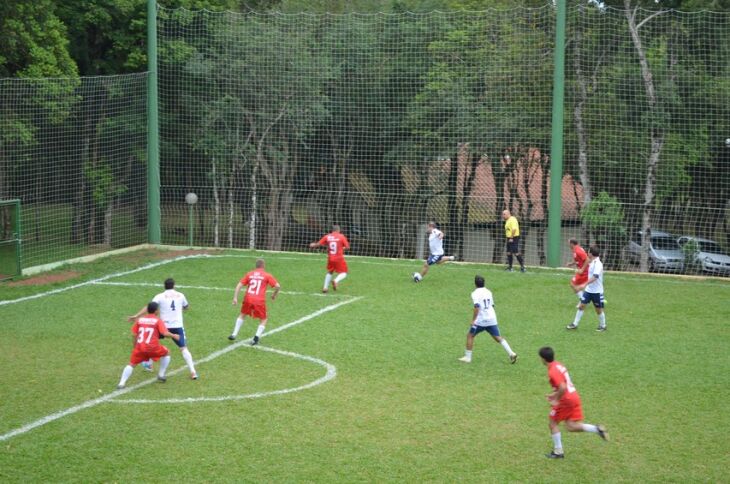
xmin=625 ymin=1 xmax=667 ymax=272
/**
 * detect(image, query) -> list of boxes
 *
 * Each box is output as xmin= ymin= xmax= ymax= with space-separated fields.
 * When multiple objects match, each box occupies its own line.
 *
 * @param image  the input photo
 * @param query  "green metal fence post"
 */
xmin=547 ymin=0 xmax=567 ymax=267
xmin=147 ymin=0 xmax=161 ymax=244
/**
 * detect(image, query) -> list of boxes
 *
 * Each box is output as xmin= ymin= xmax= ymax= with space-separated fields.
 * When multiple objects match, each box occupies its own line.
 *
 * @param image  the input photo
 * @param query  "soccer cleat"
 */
xmin=520 ymin=267 xmax=526 ymax=273
xmin=332 ymin=280 xmax=337 ymax=291
xmin=228 ymin=334 xmax=236 ymax=341
xmin=458 ymin=356 xmax=471 ymax=363
xmin=191 ymin=372 xmax=198 ymax=380
xmin=566 ymin=323 xmax=578 ymax=330
xmin=510 ymin=353 xmax=518 ymax=364
xmin=141 ymin=361 xmax=153 ymax=372
xmin=322 ymin=288 xmax=329 ymax=293
xmin=251 ymin=335 xmax=260 ymax=346
xmin=116 ymin=384 xmax=125 ymax=390
xmin=157 ymin=376 xmax=167 ymax=383
xmin=597 ymin=425 xmax=609 ymax=441
xmin=505 ymin=267 xmax=514 ymax=272
xmin=545 ymin=451 xmax=565 ymax=459
xmin=596 ymin=326 xmax=607 ymax=332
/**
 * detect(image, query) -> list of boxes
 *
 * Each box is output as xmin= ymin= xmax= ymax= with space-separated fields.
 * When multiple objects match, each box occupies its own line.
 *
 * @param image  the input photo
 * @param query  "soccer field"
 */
xmin=1 ymin=249 xmax=728 ymax=482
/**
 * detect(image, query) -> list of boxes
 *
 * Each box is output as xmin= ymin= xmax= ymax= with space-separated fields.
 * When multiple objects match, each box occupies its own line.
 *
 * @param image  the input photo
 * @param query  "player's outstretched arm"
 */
xmin=127 ymin=306 xmax=146 ymax=322
xmin=232 ymin=282 xmax=244 ymax=305
xmin=271 ymin=283 xmax=281 ymax=301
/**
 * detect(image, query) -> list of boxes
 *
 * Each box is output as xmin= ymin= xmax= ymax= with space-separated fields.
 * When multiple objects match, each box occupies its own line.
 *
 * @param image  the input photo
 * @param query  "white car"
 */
xmin=677 ymin=236 xmax=730 ymax=276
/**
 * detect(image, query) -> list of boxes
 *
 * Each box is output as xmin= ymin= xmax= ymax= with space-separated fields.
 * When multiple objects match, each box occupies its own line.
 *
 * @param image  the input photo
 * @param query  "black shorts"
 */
xmin=506 ymin=236 xmax=520 ymax=254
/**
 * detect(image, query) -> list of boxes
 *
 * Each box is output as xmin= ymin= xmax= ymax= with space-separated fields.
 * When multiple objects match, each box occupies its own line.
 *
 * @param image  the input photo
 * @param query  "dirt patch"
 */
xmin=7 ymin=271 xmax=83 ymax=287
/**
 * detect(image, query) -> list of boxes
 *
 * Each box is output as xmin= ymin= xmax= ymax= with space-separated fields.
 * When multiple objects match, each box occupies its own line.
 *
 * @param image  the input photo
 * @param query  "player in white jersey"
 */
xmin=413 ymin=222 xmax=455 ymax=282
xmin=459 ymin=275 xmax=517 ymax=364
xmin=128 ymin=278 xmax=198 ymax=379
xmin=566 ymin=246 xmax=607 ymax=332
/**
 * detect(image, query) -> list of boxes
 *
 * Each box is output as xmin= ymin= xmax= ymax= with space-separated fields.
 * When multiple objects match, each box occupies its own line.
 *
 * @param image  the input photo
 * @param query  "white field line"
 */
xmin=92 ymin=280 xmax=332 ymax=297
xmin=112 ymin=345 xmax=336 ymax=404
xmin=0 ymin=295 xmax=361 ymax=441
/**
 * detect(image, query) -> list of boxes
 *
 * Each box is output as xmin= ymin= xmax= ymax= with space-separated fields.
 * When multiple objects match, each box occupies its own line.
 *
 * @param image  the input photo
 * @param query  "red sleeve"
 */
xmin=548 ymin=366 xmax=565 ymax=389
xmin=318 ymin=235 xmax=328 ymax=246
xmin=342 ymin=235 xmax=350 ymax=249
xmin=268 ymin=274 xmax=279 ymax=288
xmin=131 ymin=322 xmax=139 ymax=335
xmin=241 ymin=273 xmax=250 ymax=285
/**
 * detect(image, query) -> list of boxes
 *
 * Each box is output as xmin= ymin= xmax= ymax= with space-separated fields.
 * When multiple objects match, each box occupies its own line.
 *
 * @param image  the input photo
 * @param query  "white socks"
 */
xmin=598 ymin=313 xmax=606 ymax=328
xmin=334 ymin=273 xmax=347 ymax=284
xmin=232 ymin=317 xmax=244 ymax=337
xmin=582 ymin=423 xmax=599 ymax=433
xmin=255 ymin=324 xmax=265 ymax=338
xmin=573 ymin=309 xmax=584 ymax=326
xmin=181 ymin=347 xmax=196 ymax=373
xmin=324 ymin=273 xmax=333 ymax=290
xmin=118 ymin=365 xmax=134 ymax=386
xmin=158 ymin=355 xmax=171 ymax=377
xmin=500 ymin=339 xmax=514 ymax=356
xmin=552 ymin=432 xmax=563 ymax=453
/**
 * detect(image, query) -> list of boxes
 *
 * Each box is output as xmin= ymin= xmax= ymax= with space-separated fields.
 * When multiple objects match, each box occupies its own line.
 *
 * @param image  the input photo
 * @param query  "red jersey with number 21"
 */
xmin=241 ymin=269 xmax=279 ymax=304
xmin=318 ymin=232 xmax=349 ymax=261
xmin=548 ymin=361 xmax=581 ymax=406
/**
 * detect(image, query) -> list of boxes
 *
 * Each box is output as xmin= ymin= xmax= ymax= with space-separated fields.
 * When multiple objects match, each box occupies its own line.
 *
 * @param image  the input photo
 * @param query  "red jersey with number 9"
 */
xmin=131 ymin=316 xmax=168 ymax=352
xmin=241 ymin=269 xmax=279 ymax=304
xmin=318 ymin=232 xmax=350 ymax=262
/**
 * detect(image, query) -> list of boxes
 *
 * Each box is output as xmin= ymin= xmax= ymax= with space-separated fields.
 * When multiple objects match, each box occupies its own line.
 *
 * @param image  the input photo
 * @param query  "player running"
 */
xmin=128 ymin=278 xmax=198 ymax=380
xmin=118 ymin=301 xmax=180 ymax=389
xmin=539 ymin=346 xmax=609 ymax=458
xmin=228 ymin=258 xmax=280 ymax=345
xmin=309 ymin=224 xmax=350 ymax=293
xmin=566 ymin=246 xmax=607 ymax=332
xmin=458 ymin=275 xmax=517 ymax=364
xmin=413 ymin=222 xmax=455 ymax=282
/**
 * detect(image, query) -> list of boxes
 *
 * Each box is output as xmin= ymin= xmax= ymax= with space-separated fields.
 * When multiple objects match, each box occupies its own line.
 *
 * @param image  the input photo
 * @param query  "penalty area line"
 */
xmin=0 ymin=296 xmax=362 ymax=441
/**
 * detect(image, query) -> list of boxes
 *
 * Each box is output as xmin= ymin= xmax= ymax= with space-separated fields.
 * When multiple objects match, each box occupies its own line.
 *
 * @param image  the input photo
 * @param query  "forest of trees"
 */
xmin=1 ymin=0 xmax=729 ymax=270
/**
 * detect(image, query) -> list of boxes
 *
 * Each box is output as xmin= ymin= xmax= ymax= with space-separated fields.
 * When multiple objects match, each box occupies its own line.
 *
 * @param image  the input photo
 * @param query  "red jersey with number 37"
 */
xmin=241 ymin=269 xmax=279 ymax=304
xmin=318 ymin=232 xmax=350 ymax=261
xmin=131 ymin=316 xmax=168 ymax=352
xmin=548 ymin=361 xmax=581 ymax=405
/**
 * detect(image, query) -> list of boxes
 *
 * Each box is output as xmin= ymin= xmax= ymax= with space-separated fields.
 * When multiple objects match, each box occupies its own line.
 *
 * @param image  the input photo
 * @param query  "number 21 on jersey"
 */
xmin=247 ymin=279 xmax=262 ymax=295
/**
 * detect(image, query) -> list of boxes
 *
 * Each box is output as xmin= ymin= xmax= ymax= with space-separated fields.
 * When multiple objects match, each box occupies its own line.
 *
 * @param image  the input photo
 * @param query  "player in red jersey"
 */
xmin=117 ymin=301 xmax=180 ymax=389
xmin=567 ymin=239 xmax=588 ymax=305
xmin=539 ymin=346 xmax=609 ymax=459
xmin=309 ymin=224 xmax=350 ymax=293
xmin=228 ymin=258 xmax=280 ymax=345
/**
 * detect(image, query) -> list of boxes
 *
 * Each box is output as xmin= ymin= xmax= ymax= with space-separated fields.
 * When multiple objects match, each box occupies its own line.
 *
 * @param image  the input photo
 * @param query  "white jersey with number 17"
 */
xmin=152 ymin=289 xmax=189 ymax=329
xmin=471 ymin=287 xmax=497 ymax=327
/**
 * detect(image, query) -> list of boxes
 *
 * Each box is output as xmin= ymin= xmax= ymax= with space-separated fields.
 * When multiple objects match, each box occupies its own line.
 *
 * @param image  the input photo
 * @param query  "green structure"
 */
xmin=0 ymin=200 xmax=22 ymax=280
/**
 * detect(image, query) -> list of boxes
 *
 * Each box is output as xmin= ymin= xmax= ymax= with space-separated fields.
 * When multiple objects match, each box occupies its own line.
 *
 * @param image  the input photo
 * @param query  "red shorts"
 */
xmin=130 ymin=345 xmax=169 ymax=365
xmin=549 ymin=400 xmax=584 ymax=422
xmin=242 ymin=300 xmax=267 ymax=320
xmin=571 ymin=273 xmax=588 ymax=286
xmin=327 ymin=258 xmax=348 ymax=274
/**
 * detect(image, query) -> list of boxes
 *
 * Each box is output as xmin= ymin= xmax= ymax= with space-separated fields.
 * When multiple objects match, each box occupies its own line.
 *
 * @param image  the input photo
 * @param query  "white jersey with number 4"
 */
xmin=429 ymin=229 xmax=445 ymax=256
xmin=152 ymin=289 xmax=189 ymax=329
xmin=585 ymin=258 xmax=604 ymax=294
xmin=471 ymin=287 xmax=497 ymax=327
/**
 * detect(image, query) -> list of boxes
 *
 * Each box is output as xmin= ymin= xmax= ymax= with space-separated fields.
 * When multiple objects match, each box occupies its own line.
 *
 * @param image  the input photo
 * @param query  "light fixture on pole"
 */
xmin=185 ymin=192 xmax=198 ymax=248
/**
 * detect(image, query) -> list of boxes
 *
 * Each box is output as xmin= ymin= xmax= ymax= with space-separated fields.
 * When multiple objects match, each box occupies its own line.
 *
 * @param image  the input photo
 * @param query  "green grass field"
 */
xmin=1 ymin=248 xmax=728 ymax=482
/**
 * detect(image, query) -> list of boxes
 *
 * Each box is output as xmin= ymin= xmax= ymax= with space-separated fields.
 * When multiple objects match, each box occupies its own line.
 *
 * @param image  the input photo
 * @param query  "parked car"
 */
xmin=626 ymin=230 xmax=684 ymax=273
xmin=677 ymin=236 xmax=730 ymax=276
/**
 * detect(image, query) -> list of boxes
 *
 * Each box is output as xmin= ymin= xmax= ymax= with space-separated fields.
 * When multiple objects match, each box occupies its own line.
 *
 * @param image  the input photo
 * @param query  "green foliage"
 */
xmin=580 ymin=191 xmax=627 ymax=244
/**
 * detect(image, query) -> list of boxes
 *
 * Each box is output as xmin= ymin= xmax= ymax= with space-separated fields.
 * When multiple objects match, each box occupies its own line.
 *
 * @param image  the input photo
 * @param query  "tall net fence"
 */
xmin=0 ymin=74 xmax=148 ymax=268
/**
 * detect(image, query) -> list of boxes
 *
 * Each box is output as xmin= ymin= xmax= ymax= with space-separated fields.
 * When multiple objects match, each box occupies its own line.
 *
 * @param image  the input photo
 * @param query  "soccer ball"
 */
xmin=413 ymin=272 xmax=422 ymax=282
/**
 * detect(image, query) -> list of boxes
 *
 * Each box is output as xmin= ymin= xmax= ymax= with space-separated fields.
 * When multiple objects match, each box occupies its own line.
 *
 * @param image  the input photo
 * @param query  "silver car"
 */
xmin=626 ymin=230 xmax=685 ymax=273
xmin=677 ymin=236 xmax=730 ymax=276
